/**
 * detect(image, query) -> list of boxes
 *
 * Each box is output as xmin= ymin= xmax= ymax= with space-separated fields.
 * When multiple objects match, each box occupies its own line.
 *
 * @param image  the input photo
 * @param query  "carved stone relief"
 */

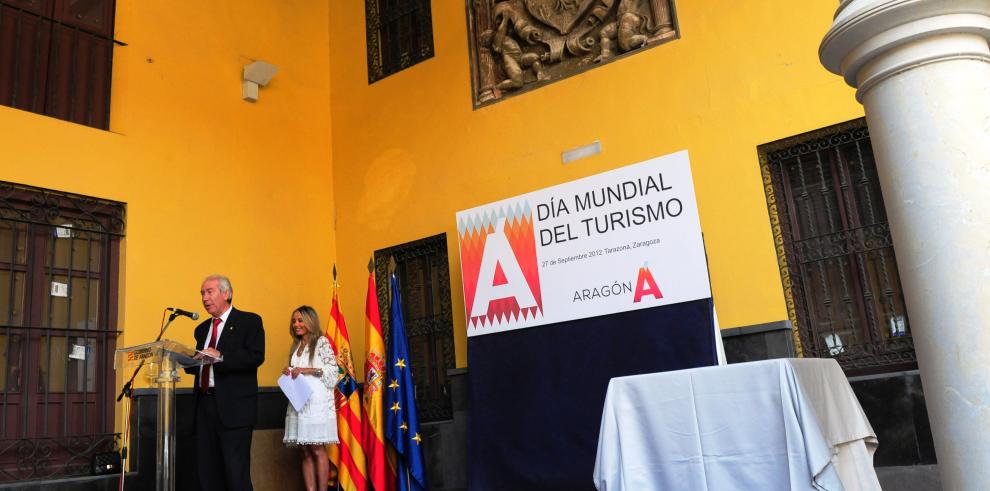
xmin=468 ymin=0 xmax=678 ymax=107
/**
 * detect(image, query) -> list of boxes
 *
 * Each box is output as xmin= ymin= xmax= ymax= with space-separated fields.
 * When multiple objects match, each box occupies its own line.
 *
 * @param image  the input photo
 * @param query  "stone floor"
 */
xmin=877 ymin=465 xmax=941 ymax=490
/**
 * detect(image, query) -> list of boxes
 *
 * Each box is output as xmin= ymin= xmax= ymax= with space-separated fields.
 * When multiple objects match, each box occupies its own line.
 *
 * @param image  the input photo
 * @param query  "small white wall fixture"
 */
xmin=242 ymin=60 xmax=278 ymax=102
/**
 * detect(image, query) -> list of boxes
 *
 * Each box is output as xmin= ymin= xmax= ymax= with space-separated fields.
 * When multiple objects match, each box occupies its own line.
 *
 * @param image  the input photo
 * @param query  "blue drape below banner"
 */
xmin=467 ymin=298 xmax=718 ymax=491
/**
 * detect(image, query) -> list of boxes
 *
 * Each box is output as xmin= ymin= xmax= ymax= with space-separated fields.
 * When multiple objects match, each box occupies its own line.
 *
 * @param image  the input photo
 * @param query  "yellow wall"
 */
xmin=0 ymin=0 xmax=335 ymax=396
xmin=327 ymin=1 xmax=865 ymax=368
xmin=0 ymin=0 xmax=869 ymax=393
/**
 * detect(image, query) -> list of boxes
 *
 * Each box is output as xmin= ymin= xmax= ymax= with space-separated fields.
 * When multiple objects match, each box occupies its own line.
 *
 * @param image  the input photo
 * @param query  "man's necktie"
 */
xmin=200 ymin=317 xmax=221 ymax=392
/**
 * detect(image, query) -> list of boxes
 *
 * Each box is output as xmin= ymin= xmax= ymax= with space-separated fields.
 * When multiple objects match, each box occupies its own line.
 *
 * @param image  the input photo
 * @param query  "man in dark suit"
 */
xmin=185 ymin=274 xmax=265 ymax=491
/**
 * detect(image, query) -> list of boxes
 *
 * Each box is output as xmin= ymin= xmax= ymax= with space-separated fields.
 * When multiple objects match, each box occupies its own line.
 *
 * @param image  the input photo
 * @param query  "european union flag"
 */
xmin=384 ymin=274 xmax=427 ymax=491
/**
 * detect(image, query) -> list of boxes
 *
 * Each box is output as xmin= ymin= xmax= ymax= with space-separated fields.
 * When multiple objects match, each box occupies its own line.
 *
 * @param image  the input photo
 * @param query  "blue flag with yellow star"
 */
xmin=385 ymin=274 xmax=427 ymax=491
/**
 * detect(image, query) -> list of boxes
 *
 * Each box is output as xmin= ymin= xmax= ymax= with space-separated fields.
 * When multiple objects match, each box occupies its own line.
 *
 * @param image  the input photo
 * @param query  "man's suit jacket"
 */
xmin=185 ymin=307 xmax=266 ymax=428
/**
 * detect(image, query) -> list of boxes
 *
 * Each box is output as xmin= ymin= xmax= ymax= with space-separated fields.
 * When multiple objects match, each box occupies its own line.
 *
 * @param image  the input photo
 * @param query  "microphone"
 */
xmin=166 ymin=307 xmax=200 ymax=321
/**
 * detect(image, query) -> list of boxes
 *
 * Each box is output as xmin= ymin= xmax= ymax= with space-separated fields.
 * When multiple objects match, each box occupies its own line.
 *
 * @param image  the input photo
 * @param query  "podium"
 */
xmin=115 ymin=339 xmax=218 ymax=491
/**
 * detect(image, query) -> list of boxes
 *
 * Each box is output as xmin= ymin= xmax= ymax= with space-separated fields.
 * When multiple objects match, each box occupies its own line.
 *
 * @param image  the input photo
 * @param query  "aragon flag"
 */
xmin=384 ymin=274 xmax=427 ymax=491
xmin=326 ymin=287 xmax=368 ymax=491
xmin=361 ymin=270 xmax=396 ymax=491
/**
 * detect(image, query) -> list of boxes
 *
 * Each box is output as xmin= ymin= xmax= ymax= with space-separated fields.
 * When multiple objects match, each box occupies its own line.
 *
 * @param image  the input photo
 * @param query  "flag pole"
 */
xmin=330 ymin=263 xmax=339 ymax=491
xmin=388 ymin=255 xmax=397 ymax=307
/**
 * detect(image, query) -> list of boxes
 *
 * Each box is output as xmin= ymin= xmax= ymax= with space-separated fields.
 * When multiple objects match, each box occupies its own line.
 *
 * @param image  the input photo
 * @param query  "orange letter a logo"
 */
xmin=470 ymin=217 xmax=539 ymax=317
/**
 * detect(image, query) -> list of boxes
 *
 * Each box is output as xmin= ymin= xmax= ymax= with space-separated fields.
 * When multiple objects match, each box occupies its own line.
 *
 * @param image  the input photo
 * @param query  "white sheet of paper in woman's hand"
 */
xmin=278 ymin=374 xmax=313 ymax=412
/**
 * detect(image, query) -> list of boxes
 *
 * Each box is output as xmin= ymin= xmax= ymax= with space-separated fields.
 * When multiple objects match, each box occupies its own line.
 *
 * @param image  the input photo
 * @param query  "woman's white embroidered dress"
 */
xmin=283 ymin=336 xmax=339 ymax=446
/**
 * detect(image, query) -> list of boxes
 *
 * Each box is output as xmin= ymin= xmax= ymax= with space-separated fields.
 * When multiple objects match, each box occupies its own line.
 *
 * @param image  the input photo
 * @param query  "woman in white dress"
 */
xmin=282 ymin=305 xmax=339 ymax=491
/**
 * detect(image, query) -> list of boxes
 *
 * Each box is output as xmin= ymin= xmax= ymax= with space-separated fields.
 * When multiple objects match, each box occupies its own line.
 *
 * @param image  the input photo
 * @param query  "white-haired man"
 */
xmin=185 ymin=274 xmax=265 ymax=490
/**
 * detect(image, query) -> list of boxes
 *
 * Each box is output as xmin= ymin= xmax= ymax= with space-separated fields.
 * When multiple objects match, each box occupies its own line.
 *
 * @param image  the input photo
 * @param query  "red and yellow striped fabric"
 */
xmin=327 ymin=290 xmax=368 ymax=491
xmin=361 ymin=272 xmax=396 ymax=491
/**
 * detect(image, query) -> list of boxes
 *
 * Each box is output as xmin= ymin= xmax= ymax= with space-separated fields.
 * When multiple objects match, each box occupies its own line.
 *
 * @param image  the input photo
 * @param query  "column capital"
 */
xmin=820 ymin=0 xmax=990 ymax=100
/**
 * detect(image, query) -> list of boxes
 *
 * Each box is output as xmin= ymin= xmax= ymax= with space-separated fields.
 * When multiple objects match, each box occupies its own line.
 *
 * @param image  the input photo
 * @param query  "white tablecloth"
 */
xmin=788 ymin=359 xmax=880 ymax=491
xmin=593 ymin=358 xmax=880 ymax=491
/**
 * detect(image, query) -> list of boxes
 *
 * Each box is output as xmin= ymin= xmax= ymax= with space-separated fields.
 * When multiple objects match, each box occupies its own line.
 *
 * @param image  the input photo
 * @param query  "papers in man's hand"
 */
xmin=278 ymin=374 xmax=313 ymax=412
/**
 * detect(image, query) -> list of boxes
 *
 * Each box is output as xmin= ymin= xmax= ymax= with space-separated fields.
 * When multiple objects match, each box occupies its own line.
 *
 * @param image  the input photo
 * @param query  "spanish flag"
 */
xmin=361 ymin=271 xmax=395 ymax=491
xmin=327 ymin=288 xmax=368 ymax=491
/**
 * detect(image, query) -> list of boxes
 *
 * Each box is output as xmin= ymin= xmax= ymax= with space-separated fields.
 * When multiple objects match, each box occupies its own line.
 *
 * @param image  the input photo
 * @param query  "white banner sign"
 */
xmin=456 ymin=150 xmax=711 ymax=337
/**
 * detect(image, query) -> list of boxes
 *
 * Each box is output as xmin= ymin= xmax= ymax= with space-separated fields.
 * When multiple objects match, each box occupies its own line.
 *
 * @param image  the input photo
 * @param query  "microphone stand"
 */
xmin=116 ymin=312 xmax=182 ymax=491
xmin=117 ymin=313 xmax=180 ymax=402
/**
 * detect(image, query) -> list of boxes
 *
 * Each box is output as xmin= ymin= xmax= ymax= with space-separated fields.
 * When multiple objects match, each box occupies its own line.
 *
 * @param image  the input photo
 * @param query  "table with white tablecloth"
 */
xmin=593 ymin=358 xmax=880 ymax=491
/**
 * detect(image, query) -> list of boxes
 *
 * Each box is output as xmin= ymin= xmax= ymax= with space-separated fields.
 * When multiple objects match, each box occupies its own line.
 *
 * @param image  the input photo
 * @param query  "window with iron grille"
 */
xmin=759 ymin=119 xmax=916 ymax=375
xmin=0 ymin=0 xmax=115 ymax=129
xmin=374 ymin=234 xmax=454 ymax=422
xmin=0 ymin=181 xmax=124 ymax=482
xmin=366 ymin=0 xmax=434 ymax=83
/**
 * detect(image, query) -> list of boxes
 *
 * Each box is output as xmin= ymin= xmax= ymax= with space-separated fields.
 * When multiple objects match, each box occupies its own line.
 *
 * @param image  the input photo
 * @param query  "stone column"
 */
xmin=820 ymin=1 xmax=990 ymax=489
